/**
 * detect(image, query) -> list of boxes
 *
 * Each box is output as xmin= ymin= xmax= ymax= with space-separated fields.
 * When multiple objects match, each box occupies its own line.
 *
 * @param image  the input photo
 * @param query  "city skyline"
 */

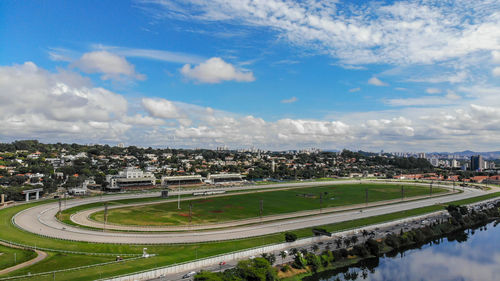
xmin=1 ymin=0 xmax=500 ymax=151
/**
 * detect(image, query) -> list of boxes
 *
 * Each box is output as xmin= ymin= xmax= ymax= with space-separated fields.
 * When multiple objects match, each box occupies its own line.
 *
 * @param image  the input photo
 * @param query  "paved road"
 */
xmin=12 ymin=181 xmax=491 ymax=244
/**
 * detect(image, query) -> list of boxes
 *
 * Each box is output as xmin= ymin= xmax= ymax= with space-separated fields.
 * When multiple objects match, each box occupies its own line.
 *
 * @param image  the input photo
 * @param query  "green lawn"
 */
xmin=0 ymin=244 xmax=36 ymax=271
xmin=0 ymin=190 xmax=497 ymax=281
xmin=2 ymin=252 xmax=115 ymax=278
xmin=90 ymin=183 xmax=445 ymax=226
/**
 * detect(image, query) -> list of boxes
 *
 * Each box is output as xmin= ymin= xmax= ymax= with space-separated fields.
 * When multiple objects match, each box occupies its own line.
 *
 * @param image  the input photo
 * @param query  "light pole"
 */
xmin=103 ymin=201 xmax=108 ymax=232
xmin=259 ymin=199 xmax=263 ymax=222
xmin=177 ymin=180 xmax=181 ymax=210
xmin=189 ymin=202 xmax=193 ymax=225
xmin=58 ymin=198 xmax=62 ymax=219
xmin=320 ymin=193 xmax=323 ymax=213
xmin=365 ymin=188 xmax=368 ymax=206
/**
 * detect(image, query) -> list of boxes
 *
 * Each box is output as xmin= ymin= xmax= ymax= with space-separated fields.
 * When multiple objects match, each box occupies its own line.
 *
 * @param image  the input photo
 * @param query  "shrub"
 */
xmin=365 ymin=239 xmax=380 ymax=256
xmin=352 ymin=244 xmax=369 ymax=257
xmin=285 ymin=232 xmax=298 ymax=242
xmin=280 ymin=265 xmax=291 ymax=272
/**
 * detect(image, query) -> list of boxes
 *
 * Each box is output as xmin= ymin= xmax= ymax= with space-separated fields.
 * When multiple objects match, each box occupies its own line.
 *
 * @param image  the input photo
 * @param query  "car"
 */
xmin=182 ymin=271 xmax=196 ymax=279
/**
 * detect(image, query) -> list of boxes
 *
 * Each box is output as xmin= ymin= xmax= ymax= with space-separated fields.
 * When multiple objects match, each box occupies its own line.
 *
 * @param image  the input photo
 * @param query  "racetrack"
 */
xmin=13 ymin=180 xmax=491 ymax=244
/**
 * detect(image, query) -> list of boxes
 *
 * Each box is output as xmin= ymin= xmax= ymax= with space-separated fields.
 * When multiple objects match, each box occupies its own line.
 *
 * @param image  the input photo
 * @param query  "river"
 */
xmin=304 ymin=221 xmax=500 ymax=281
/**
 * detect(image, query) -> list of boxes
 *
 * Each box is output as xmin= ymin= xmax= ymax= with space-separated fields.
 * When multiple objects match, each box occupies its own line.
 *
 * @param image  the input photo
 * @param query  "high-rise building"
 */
xmin=470 ymin=155 xmax=484 ymax=171
xmin=430 ymin=158 xmax=439 ymax=167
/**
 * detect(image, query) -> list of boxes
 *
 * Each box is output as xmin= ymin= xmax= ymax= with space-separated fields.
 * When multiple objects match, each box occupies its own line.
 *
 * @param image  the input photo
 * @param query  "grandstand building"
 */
xmin=207 ymin=173 xmax=245 ymax=184
xmin=106 ymin=167 xmax=156 ymax=191
xmin=161 ymin=175 xmax=203 ymax=187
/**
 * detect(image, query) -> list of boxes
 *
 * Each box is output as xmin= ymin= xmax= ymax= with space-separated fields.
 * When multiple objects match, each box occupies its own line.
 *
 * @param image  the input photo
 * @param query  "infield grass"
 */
xmin=91 ymin=183 xmax=446 ymax=226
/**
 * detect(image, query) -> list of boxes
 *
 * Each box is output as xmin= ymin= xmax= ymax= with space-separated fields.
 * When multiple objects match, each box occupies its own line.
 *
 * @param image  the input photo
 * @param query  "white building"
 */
xmin=106 ymin=167 xmax=156 ymax=190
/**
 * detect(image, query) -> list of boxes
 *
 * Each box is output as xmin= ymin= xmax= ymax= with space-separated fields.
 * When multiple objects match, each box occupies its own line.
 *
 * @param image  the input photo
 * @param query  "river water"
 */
xmin=304 ymin=221 xmax=500 ymax=281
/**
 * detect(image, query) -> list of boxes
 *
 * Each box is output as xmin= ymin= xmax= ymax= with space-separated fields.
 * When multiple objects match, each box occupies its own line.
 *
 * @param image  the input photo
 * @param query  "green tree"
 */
xmin=236 ymin=258 xmax=278 ymax=281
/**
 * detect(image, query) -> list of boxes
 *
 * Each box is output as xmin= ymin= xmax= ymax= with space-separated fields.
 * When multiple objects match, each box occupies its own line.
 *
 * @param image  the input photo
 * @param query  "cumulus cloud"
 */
xmin=0 ymin=62 xmax=131 ymax=141
xmin=123 ymin=114 xmax=165 ymax=126
xmin=493 ymin=51 xmax=500 ymax=64
xmin=2 ymin=62 xmax=500 ymax=151
xmin=493 ymin=67 xmax=500 ymax=77
xmin=73 ymin=51 xmax=145 ymax=81
xmin=141 ymin=98 xmax=182 ymax=119
xmin=349 ymin=87 xmax=361 ymax=93
xmin=363 ymin=117 xmax=414 ymax=137
xmin=180 ymin=57 xmax=255 ymax=83
xmin=368 ymin=77 xmax=388 ymax=86
xmin=281 ymin=97 xmax=298 ymax=103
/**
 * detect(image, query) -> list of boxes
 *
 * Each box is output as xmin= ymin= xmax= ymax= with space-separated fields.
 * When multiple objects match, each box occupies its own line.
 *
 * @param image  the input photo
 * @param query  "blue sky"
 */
xmin=1 ymin=0 xmax=500 ymax=151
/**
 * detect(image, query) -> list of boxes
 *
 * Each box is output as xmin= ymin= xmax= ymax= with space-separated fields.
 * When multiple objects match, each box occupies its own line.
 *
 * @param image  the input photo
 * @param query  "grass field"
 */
xmin=0 ymin=188 xmax=497 ymax=281
xmin=90 ymin=183 xmax=446 ymax=226
xmin=0 ymin=244 xmax=36 ymax=271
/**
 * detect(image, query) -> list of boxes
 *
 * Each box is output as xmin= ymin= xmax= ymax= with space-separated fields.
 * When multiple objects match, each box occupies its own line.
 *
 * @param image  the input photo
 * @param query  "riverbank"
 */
xmin=278 ymin=199 xmax=500 ymax=281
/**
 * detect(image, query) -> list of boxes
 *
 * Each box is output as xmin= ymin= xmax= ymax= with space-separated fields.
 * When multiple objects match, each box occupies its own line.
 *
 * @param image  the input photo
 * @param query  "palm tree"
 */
xmin=279 ymin=251 xmax=287 ymax=263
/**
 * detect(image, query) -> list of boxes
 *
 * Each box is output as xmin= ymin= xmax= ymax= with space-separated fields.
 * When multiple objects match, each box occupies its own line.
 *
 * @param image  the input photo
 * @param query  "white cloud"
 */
xmin=142 ymin=0 xmax=500 ymax=66
xmin=492 ymin=51 xmax=500 ymax=64
xmin=281 ymin=97 xmax=298 ymax=103
xmin=426 ymin=88 xmax=441 ymax=94
xmin=180 ymin=57 xmax=255 ymax=83
xmin=409 ymin=71 xmax=468 ymax=84
xmin=92 ymin=44 xmax=205 ymax=64
xmin=362 ymin=117 xmax=414 ymax=137
xmin=368 ymin=77 xmax=388 ymax=86
xmin=349 ymin=87 xmax=361 ymax=93
xmin=73 ymin=51 xmax=145 ymax=81
xmin=3 ymin=62 xmax=500 ymax=151
xmin=385 ymin=94 xmax=462 ymax=107
xmin=123 ymin=114 xmax=165 ymax=126
xmin=0 ymin=62 xmax=131 ymax=142
xmin=141 ymin=98 xmax=182 ymax=119
xmin=493 ymin=67 xmax=500 ymax=77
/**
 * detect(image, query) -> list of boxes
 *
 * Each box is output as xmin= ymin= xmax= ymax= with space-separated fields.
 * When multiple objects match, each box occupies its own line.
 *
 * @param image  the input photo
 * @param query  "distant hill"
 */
xmin=431 ymin=151 xmax=500 ymax=159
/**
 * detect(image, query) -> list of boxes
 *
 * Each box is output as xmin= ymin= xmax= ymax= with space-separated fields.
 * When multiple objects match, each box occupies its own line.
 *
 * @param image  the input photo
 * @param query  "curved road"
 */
xmin=13 ymin=180 xmax=492 ymax=244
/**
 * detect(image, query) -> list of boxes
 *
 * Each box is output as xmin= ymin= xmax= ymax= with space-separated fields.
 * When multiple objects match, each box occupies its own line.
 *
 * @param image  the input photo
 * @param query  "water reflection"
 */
xmin=305 ymin=222 xmax=500 ymax=281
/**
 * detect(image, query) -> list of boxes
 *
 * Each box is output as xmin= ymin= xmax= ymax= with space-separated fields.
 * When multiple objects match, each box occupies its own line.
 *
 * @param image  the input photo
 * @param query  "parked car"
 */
xmin=182 ymin=271 xmax=196 ymax=279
